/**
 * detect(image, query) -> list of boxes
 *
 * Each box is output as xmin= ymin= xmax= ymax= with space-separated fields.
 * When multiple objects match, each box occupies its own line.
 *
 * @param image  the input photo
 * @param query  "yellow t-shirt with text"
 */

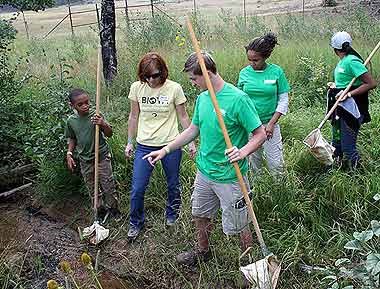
xmin=128 ymin=79 xmax=187 ymax=146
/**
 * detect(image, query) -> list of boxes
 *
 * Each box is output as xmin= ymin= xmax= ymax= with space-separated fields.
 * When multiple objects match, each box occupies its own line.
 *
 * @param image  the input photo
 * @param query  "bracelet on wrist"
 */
xmin=127 ymin=138 xmax=134 ymax=144
xmin=66 ymin=151 xmax=73 ymax=156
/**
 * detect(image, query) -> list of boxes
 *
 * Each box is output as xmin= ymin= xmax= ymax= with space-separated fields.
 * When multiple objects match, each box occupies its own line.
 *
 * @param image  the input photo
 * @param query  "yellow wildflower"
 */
xmin=59 ymin=260 xmax=72 ymax=274
xmin=81 ymin=252 xmax=92 ymax=266
xmin=47 ymin=280 xmax=59 ymax=289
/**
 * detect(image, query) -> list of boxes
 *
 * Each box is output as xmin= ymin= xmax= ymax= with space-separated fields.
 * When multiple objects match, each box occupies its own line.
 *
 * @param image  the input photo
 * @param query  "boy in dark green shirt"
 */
xmin=65 ymin=88 xmax=120 ymax=221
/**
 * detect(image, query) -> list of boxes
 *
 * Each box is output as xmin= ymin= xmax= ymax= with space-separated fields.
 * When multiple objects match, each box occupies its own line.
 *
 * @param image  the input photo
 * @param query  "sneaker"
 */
xmin=127 ymin=226 xmax=141 ymax=241
xmin=166 ymin=218 xmax=176 ymax=227
xmin=176 ymin=249 xmax=211 ymax=266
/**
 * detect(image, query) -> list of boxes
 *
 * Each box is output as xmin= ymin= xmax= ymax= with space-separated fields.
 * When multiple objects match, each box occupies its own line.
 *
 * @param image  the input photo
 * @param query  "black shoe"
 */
xmin=176 ymin=249 xmax=211 ymax=267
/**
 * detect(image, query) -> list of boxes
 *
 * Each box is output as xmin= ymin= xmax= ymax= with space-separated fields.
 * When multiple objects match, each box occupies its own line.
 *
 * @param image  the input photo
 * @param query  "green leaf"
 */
xmin=366 ymin=253 xmax=380 ymax=276
xmin=371 ymin=220 xmax=380 ymax=237
xmin=344 ymin=240 xmax=362 ymax=251
xmin=335 ymin=258 xmax=351 ymax=267
xmin=321 ymin=275 xmax=337 ymax=282
xmin=353 ymin=230 xmax=374 ymax=242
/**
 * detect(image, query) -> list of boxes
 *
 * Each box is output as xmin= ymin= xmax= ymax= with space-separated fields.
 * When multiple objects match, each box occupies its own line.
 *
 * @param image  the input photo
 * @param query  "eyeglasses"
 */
xmin=145 ymin=72 xmax=161 ymax=80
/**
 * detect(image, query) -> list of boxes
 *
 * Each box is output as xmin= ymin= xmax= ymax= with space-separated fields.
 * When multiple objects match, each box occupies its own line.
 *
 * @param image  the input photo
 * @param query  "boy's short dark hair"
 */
xmin=183 ymin=51 xmax=217 ymax=75
xmin=137 ymin=52 xmax=169 ymax=85
xmin=69 ymin=88 xmax=89 ymax=103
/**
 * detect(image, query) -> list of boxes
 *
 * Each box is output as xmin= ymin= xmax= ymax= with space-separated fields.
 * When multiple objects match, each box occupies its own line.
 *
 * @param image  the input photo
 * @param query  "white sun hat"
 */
xmin=330 ymin=31 xmax=352 ymax=49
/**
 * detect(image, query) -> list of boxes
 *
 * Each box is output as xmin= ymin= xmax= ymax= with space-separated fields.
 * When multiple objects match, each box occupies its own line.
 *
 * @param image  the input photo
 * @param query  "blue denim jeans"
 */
xmin=332 ymin=116 xmax=363 ymax=168
xmin=130 ymin=143 xmax=182 ymax=229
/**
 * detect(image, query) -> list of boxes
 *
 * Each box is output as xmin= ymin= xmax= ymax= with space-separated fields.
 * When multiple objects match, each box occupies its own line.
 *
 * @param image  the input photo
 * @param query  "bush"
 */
xmin=321 ymin=196 xmax=380 ymax=289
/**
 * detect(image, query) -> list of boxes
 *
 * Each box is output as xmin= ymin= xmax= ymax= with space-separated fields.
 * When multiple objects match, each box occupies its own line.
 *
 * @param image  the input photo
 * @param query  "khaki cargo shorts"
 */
xmin=191 ymin=171 xmax=250 ymax=235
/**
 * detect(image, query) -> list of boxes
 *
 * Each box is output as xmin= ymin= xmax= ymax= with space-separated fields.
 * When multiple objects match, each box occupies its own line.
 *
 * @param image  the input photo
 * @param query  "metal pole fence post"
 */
xmin=151 ymin=0 xmax=154 ymax=18
xmin=125 ymin=0 xmax=129 ymax=23
xmin=243 ymin=0 xmax=247 ymax=28
xmin=302 ymin=0 xmax=305 ymax=21
xmin=193 ymin=0 xmax=196 ymax=18
xmin=67 ymin=0 xmax=74 ymax=36
xmin=21 ymin=11 xmax=30 ymax=40
xmin=95 ymin=3 xmax=101 ymax=32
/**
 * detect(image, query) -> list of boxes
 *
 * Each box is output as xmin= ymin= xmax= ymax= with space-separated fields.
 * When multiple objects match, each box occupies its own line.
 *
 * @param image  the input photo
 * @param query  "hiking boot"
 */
xmin=176 ymin=249 xmax=211 ymax=266
xmin=127 ymin=226 xmax=141 ymax=242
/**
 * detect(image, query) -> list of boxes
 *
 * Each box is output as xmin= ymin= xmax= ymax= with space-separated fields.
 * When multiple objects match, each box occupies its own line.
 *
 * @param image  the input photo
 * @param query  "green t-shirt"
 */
xmin=237 ymin=64 xmax=290 ymax=123
xmin=192 ymin=82 xmax=262 ymax=183
xmin=334 ymin=54 xmax=367 ymax=89
xmin=64 ymin=111 xmax=109 ymax=161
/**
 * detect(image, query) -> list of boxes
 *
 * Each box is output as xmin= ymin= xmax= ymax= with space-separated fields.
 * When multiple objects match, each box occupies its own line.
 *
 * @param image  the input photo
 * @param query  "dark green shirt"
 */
xmin=64 ymin=111 xmax=109 ymax=161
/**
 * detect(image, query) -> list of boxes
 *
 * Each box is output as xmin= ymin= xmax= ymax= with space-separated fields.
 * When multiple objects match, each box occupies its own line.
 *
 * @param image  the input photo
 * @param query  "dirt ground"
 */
xmin=0 ymin=0 xmax=336 ymax=38
xmin=0 ymin=190 xmax=134 ymax=289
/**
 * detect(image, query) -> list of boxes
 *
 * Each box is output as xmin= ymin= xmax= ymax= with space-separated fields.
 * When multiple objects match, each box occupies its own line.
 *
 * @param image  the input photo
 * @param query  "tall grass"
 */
xmin=5 ymin=4 xmax=380 ymax=288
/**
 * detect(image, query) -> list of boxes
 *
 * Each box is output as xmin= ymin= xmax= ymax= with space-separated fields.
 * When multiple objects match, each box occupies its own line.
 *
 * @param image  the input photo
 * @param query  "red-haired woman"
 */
xmin=125 ymin=52 xmax=196 ymax=240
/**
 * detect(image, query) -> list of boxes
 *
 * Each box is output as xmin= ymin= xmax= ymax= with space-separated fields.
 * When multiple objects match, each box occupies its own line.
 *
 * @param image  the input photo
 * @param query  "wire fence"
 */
xmin=0 ymin=0 xmax=369 ymax=39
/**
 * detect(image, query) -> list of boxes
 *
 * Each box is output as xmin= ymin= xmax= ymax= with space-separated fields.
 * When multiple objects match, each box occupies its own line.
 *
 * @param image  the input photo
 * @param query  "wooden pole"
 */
xmin=94 ymin=47 xmax=102 ymax=219
xmin=243 ymin=0 xmax=247 ymax=28
xmin=125 ymin=0 xmax=129 ymax=23
xmin=21 ymin=11 xmax=30 ymax=40
xmin=150 ymin=0 xmax=154 ymax=18
xmin=67 ymin=0 xmax=74 ymax=36
xmin=95 ymin=3 xmax=101 ymax=32
xmin=302 ymin=0 xmax=305 ymax=21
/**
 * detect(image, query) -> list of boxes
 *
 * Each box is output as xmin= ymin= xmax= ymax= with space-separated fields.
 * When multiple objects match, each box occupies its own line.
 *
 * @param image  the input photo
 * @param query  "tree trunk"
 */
xmin=100 ymin=0 xmax=117 ymax=86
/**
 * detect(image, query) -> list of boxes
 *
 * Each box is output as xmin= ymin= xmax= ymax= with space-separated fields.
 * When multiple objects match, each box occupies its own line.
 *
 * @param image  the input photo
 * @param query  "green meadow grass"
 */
xmin=4 ymin=5 xmax=380 ymax=289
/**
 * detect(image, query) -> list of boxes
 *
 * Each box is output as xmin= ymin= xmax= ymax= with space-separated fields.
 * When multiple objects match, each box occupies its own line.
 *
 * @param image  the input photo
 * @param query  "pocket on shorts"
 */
xmin=222 ymin=200 xmax=249 ymax=235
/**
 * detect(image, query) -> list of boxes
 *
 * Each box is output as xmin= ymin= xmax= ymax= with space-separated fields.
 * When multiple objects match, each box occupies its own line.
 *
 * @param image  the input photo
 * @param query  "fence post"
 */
xmin=95 ymin=3 xmax=101 ymax=32
xmin=21 ymin=11 xmax=30 ymax=40
xmin=243 ymin=0 xmax=247 ymax=28
xmin=125 ymin=0 xmax=129 ymax=23
xmin=302 ymin=0 xmax=305 ymax=21
xmin=193 ymin=0 xmax=196 ymax=18
xmin=67 ymin=0 xmax=74 ymax=36
xmin=151 ymin=0 xmax=154 ymax=18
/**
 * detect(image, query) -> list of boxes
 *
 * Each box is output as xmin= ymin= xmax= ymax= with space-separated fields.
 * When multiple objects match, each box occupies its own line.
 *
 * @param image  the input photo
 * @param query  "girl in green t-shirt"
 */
xmin=328 ymin=31 xmax=377 ymax=169
xmin=238 ymin=33 xmax=290 ymax=175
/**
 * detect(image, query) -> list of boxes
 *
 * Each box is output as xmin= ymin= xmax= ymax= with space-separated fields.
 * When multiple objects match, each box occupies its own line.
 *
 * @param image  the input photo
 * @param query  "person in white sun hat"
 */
xmin=327 ymin=31 xmax=377 ymax=169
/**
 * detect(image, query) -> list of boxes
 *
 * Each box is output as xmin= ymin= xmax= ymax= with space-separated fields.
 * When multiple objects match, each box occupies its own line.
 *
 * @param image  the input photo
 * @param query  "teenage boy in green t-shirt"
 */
xmin=65 ymin=88 xmax=120 ymax=221
xmin=143 ymin=52 xmax=267 ymax=266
